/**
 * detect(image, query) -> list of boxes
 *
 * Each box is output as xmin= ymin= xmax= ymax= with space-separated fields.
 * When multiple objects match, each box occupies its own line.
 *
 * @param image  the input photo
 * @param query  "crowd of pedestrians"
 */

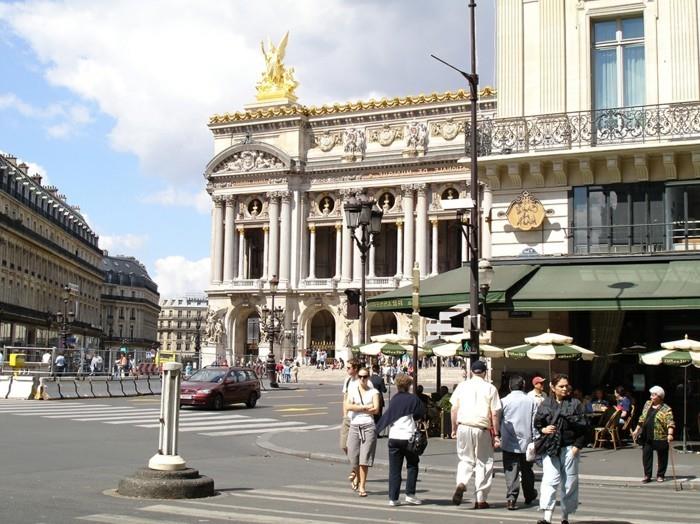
xmin=336 ymin=357 xmax=676 ymax=524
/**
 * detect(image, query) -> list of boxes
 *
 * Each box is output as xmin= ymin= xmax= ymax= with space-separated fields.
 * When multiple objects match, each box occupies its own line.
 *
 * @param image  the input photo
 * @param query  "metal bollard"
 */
xmin=148 ymin=362 xmax=186 ymax=471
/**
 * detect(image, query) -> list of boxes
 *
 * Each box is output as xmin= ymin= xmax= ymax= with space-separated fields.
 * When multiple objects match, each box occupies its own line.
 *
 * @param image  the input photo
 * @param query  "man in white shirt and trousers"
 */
xmin=450 ymin=359 xmax=502 ymax=509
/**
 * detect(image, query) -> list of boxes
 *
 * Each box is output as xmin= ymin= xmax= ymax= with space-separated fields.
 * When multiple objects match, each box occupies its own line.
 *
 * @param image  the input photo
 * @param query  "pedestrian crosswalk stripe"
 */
xmin=0 ymin=400 xmax=326 ymax=438
xmin=200 ymin=424 xmax=328 ymax=436
xmin=77 ymin=513 xmax=188 ymax=524
xmin=177 ymin=421 xmax=306 ymax=433
xmin=141 ymin=503 xmax=337 ymax=524
xmin=139 ymin=415 xmax=276 ymax=428
xmin=74 ymin=474 xmax=697 ymax=524
xmin=76 ymin=412 xmax=244 ymax=422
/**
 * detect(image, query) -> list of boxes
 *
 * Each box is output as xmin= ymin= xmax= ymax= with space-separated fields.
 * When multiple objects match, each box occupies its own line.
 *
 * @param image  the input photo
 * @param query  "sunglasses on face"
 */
xmin=358 ymin=375 xmax=369 ymax=379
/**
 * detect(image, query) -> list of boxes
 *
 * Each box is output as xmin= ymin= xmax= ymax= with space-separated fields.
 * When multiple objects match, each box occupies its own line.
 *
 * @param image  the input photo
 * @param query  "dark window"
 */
xmin=571 ymin=183 xmax=664 ymax=254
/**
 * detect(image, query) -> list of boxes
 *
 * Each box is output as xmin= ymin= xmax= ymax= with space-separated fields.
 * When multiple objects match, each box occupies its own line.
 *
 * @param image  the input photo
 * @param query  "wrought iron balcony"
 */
xmin=468 ymin=102 xmax=700 ymax=157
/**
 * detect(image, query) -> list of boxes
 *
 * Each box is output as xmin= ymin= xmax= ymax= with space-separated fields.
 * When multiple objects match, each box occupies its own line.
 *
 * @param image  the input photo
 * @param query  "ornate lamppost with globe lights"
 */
xmin=262 ymin=275 xmax=284 ymax=388
xmin=343 ymin=194 xmax=383 ymax=345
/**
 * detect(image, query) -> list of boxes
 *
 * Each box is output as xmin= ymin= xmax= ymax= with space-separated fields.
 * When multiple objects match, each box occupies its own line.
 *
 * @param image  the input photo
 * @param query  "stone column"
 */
xmin=262 ymin=225 xmax=269 ymax=280
xmin=211 ymin=197 xmax=224 ymax=282
xmin=334 ymin=223 xmax=342 ymax=279
xmin=352 ymin=232 xmax=361 ymax=282
xmin=431 ymin=217 xmax=439 ymax=276
xmin=237 ymin=226 xmax=246 ymax=279
xmin=308 ymin=224 xmax=316 ymax=279
xmin=341 ymin=194 xmax=353 ymax=282
xmin=267 ymin=193 xmax=280 ymax=279
xmin=279 ymin=191 xmax=292 ymax=283
xmin=290 ymin=189 xmax=302 ymax=289
xmin=415 ymin=183 xmax=428 ymax=277
xmin=223 ymin=196 xmax=235 ymax=282
xmin=395 ymin=219 xmax=403 ymax=278
xmin=402 ymin=185 xmax=415 ymax=278
xmin=368 ymin=243 xmax=376 ymax=278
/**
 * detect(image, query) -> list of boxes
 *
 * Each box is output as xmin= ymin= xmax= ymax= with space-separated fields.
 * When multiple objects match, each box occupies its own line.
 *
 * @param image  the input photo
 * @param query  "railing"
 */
xmin=366 ymin=277 xmax=400 ymax=287
xmin=231 ymin=279 xmax=263 ymax=288
xmin=469 ymin=102 xmax=700 ymax=156
xmin=301 ymin=278 xmax=336 ymax=288
xmin=569 ymin=220 xmax=700 ymax=255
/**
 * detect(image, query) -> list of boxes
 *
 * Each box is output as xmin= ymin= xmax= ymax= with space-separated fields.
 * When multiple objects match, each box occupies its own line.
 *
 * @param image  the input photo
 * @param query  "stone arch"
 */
xmin=232 ymin=306 xmax=263 ymax=361
xmin=368 ymin=311 xmax=398 ymax=338
xmin=308 ymin=309 xmax=337 ymax=358
xmin=203 ymin=141 xmax=293 ymax=179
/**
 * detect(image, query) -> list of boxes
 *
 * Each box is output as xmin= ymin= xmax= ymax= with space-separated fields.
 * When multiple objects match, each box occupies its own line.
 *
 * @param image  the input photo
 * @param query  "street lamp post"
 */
xmin=262 ymin=275 xmax=284 ymax=388
xmin=344 ymin=194 xmax=383 ymax=345
xmin=56 ymin=285 xmax=75 ymax=351
xmin=432 ymin=1 xmax=482 ymax=356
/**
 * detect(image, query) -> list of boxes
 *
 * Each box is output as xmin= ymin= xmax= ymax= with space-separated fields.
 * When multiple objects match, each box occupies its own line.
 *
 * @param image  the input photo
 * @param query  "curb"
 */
xmin=256 ymin=431 xmax=699 ymax=490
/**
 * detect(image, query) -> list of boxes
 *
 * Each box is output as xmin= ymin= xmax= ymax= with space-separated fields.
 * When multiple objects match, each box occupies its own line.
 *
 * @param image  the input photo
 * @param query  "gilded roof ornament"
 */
xmin=210 ymin=87 xmax=496 ymax=125
xmin=256 ymin=31 xmax=299 ymax=104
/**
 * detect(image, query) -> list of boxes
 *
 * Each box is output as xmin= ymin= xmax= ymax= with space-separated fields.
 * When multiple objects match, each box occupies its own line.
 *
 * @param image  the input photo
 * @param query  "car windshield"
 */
xmin=186 ymin=369 xmax=226 ymax=383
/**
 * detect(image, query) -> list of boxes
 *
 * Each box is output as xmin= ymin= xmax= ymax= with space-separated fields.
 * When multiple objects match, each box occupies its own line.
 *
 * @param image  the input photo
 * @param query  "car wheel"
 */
xmin=245 ymin=392 xmax=258 ymax=408
xmin=211 ymin=394 xmax=224 ymax=410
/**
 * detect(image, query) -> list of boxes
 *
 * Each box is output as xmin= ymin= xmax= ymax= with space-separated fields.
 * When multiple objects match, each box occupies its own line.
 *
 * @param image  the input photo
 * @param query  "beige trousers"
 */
xmin=455 ymin=425 xmax=494 ymax=502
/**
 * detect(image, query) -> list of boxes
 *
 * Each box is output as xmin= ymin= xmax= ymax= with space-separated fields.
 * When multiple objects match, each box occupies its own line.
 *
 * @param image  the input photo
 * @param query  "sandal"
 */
xmin=358 ymin=490 xmax=368 ymax=497
xmin=351 ymin=476 xmax=359 ymax=491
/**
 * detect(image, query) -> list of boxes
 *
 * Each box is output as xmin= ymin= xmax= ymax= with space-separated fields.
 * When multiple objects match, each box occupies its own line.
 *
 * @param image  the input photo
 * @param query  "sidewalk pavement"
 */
xmin=258 ymin=423 xmax=700 ymax=491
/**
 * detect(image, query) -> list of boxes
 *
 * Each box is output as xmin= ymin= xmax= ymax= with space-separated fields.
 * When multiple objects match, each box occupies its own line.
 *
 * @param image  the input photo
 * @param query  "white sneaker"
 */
xmin=388 ymin=500 xmax=400 ymax=506
xmin=404 ymin=495 xmax=423 ymax=505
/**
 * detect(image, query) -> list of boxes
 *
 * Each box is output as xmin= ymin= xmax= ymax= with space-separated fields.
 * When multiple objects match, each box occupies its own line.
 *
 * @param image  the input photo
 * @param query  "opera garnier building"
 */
xmin=0 ymin=153 xmax=103 ymax=351
xmin=206 ymin=6 xmax=700 ymax=399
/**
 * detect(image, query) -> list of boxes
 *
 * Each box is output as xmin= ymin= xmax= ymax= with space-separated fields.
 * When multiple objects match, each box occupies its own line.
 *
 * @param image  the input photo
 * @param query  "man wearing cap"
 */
xmin=528 ymin=376 xmax=548 ymax=407
xmin=450 ymin=360 xmax=502 ymax=509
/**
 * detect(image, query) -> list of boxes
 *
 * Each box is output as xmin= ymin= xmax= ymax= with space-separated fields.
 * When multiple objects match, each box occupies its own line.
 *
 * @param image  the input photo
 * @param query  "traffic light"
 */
xmin=344 ymin=288 xmax=360 ymax=320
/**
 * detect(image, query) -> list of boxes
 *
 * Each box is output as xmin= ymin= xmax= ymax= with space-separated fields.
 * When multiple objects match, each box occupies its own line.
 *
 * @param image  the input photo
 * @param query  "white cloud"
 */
xmin=152 ymin=256 xmax=210 ymax=298
xmin=100 ymin=233 xmax=149 ymax=253
xmin=0 ymin=0 xmax=488 ymax=184
xmin=0 ymin=91 xmax=93 ymax=138
xmin=141 ymin=186 xmax=210 ymax=214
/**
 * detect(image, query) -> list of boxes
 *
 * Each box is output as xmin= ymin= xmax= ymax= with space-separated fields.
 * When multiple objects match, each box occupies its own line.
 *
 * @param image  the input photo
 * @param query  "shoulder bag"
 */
xmin=407 ymin=420 xmax=429 ymax=455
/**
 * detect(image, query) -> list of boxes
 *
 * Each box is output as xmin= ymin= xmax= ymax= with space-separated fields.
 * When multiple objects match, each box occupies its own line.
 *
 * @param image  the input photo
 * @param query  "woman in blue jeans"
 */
xmin=376 ymin=374 xmax=425 ymax=506
xmin=534 ymin=373 xmax=589 ymax=524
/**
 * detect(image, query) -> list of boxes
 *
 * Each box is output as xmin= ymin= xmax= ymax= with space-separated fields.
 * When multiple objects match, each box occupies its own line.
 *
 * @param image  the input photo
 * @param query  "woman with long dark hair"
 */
xmin=534 ymin=374 xmax=589 ymax=524
xmin=376 ymin=374 xmax=425 ymax=506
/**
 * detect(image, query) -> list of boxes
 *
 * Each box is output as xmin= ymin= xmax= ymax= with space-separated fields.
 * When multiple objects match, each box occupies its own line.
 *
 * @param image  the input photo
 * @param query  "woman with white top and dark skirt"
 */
xmin=376 ymin=374 xmax=426 ymax=506
xmin=344 ymin=367 xmax=380 ymax=497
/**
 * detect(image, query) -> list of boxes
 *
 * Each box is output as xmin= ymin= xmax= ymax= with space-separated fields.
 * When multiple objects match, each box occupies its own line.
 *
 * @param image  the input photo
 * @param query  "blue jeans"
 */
xmin=387 ymin=438 xmax=420 ymax=501
xmin=540 ymin=445 xmax=580 ymax=516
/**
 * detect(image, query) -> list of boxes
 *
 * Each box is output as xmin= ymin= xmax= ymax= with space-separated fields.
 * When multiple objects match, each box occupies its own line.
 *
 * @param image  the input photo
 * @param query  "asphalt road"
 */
xmin=1 ymin=385 xmax=698 ymax=524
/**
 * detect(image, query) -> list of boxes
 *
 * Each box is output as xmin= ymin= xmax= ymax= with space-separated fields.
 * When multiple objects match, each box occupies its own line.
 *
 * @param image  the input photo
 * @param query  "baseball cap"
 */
xmin=470 ymin=360 xmax=487 ymax=373
xmin=532 ymin=376 xmax=546 ymax=386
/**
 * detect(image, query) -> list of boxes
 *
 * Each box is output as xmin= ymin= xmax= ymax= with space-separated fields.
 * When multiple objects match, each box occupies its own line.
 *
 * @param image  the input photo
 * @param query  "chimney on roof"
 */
xmin=31 ymin=174 xmax=43 ymax=186
xmin=17 ymin=163 xmax=28 ymax=174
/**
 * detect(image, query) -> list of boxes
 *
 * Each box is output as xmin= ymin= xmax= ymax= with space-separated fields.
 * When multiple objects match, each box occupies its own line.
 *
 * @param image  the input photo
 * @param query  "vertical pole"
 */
xmin=411 ymin=262 xmax=420 ymax=394
xmin=683 ymin=366 xmax=688 ymax=452
xmin=360 ymin=228 xmax=368 ymax=345
xmin=467 ymin=0 xmax=481 ymax=360
xmin=148 ymin=361 xmax=186 ymax=471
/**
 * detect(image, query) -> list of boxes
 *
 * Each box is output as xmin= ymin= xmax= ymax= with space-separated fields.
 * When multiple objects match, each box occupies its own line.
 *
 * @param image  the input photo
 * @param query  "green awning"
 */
xmin=511 ymin=260 xmax=700 ymax=311
xmin=367 ymin=264 xmax=538 ymax=315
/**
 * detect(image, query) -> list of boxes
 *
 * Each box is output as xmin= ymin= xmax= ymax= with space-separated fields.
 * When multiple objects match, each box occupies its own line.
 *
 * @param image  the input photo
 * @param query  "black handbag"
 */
xmin=407 ymin=422 xmax=428 ymax=455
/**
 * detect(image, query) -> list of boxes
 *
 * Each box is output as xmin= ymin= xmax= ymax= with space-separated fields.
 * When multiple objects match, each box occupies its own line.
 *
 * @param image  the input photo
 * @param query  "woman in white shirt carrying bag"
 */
xmin=344 ymin=367 xmax=380 ymax=498
xmin=375 ymin=374 xmax=426 ymax=506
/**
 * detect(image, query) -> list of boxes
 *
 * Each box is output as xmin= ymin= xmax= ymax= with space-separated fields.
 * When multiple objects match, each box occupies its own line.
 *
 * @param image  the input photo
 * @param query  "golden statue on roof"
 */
xmin=256 ymin=31 xmax=299 ymax=104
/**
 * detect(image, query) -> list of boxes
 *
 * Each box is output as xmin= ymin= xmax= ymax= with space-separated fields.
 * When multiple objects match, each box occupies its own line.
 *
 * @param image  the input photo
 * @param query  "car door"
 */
xmin=233 ymin=370 xmax=248 ymax=402
xmin=223 ymin=370 xmax=239 ymax=403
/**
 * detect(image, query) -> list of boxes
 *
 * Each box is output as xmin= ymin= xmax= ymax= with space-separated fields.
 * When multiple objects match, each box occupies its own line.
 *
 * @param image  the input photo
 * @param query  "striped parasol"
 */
xmin=639 ymin=335 xmax=700 ymax=452
xmin=505 ymin=329 xmax=596 ymax=361
xmin=639 ymin=335 xmax=700 ymax=367
xmin=356 ymin=341 xmax=413 ymax=357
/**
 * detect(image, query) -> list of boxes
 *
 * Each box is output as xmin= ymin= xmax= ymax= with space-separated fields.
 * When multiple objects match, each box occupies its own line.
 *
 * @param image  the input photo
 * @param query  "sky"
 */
xmin=0 ymin=0 xmax=496 ymax=298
